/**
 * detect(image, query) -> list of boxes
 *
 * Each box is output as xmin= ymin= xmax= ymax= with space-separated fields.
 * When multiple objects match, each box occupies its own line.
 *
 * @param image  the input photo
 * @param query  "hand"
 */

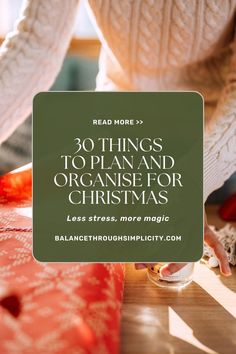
xmin=203 ymin=211 xmax=231 ymax=276
xmin=135 ymin=209 xmax=231 ymax=277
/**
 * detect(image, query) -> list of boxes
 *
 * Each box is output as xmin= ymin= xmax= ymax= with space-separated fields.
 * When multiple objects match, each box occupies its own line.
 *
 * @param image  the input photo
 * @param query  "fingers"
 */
xmin=159 ymin=263 xmax=187 ymax=277
xmin=134 ymin=263 xmax=147 ymax=270
xmin=134 ymin=262 xmax=188 ymax=277
xmin=134 ymin=263 xmax=156 ymax=270
xmin=204 ymin=226 xmax=231 ymax=276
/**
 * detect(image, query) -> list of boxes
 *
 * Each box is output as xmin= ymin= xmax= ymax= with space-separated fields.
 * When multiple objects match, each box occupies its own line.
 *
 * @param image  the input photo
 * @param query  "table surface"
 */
xmin=121 ymin=205 xmax=236 ymax=354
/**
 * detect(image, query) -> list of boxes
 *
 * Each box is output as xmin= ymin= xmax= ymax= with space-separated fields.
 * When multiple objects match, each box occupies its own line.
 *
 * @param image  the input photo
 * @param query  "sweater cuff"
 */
xmin=204 ymin=149 xmax=224 ymax=203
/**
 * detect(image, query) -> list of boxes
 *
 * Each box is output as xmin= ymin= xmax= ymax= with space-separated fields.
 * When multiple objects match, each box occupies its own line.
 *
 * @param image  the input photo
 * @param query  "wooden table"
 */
xmin=121 ymin=205 xmax=236 ymax=354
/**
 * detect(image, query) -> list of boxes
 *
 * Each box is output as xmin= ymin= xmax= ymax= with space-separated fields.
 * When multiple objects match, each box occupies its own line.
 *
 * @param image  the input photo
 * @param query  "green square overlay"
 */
xmin=33 ymin=92 xmax=203 ymax=262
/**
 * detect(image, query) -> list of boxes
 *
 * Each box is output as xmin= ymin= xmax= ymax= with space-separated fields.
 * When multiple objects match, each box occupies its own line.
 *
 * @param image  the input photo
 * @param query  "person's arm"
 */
xmin=0 ymin=0 xmax=79 ymax=144
xmin=204 ymin=23 xmax=236 ymax=201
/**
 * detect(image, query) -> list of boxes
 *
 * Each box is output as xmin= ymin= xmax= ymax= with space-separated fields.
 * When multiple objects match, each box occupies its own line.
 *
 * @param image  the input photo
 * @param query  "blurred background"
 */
xmin=0 ymin=0 xmax=235 ymax=203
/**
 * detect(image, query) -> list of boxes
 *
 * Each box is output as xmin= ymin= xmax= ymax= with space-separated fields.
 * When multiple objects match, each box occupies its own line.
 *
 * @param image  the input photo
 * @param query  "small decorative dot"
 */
xmin=208 ymin=256 xmax=219 ymax=268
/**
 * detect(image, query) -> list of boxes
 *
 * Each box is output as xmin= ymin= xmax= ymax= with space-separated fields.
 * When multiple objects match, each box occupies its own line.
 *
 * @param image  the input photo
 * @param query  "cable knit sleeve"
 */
xmin=0 ymin=0 xmax=79 ymax=144
xmin=204 ymin=23 xmax=236 ymax=202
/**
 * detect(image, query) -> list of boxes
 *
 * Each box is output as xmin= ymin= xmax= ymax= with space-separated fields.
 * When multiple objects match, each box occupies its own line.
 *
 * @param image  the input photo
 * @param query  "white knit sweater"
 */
xmin=0 ymin=0 xmax=235 ymax=201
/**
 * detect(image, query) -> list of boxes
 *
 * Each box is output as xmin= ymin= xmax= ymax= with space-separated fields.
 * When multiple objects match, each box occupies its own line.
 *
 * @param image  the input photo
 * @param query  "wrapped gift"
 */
xmin=0 ymin=166 xmax=125 ymax=353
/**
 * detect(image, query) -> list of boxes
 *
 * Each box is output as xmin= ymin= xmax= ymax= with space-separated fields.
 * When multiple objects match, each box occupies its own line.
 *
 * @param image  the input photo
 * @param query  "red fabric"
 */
xmin=0 ymin=168 xmax=125 ymax=354
xmin=0 ymin=169 xmax=32 ymax=203
xmin=219 ymin=192 xmax=236 ymax=221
